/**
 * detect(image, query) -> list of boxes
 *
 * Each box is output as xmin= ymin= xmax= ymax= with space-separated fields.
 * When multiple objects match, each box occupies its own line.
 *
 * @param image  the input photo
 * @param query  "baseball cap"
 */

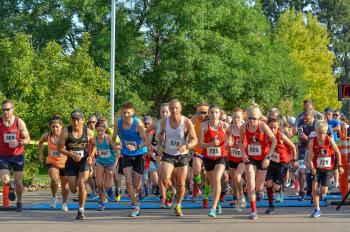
xmin=71 ymin=109 xmax=85 ymax=119
xmin=143 ymin=116 xmax=153 ymax=124
xmin=324 ymin=107 xmax=333 ymax=113
xmin=288 ymin=117 xmax=296 ymax=125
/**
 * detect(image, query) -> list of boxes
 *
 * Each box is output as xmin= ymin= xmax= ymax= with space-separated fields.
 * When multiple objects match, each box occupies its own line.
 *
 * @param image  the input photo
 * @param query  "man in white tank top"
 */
xmin=158 ymin=99 xmax=197 ymax=216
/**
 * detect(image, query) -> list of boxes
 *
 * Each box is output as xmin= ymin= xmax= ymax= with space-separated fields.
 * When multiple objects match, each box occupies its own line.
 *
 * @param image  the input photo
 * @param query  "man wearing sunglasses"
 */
xmin=0 ymin=99 xmax=30 ymax=212
xmin=191 ymin=103 xmax=209 ymax=206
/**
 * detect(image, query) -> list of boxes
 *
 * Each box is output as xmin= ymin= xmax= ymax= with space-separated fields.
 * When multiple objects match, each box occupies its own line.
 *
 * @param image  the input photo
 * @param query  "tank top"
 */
xmin=269 ymin=130 xmax=291 ymax=163
xmin=194 ymin=117 xmax=204 ymax=154
xmin=228 ymin=125 xmax=243 ymax=163
xmin=244 ymin=122 xmax=269 ymax=161
xmin=0 ymin=117 xmax=24 ymax=156
xmin=118 ymin=116 xmax=147 ymax=156
xmin=47 ymin=133 xmax=67 ymax=169
xmin=164 ymin=116 xmax=187 ymax=156
xmin=312 ymin=136 xmax=335 ymax=171
xmin=95 ymin=134 xmax=116 ymax=165
xmin=202 ymin=122 xmax=226 ymax=160
xmin=65 ymin=125 xmax=89 ymax=160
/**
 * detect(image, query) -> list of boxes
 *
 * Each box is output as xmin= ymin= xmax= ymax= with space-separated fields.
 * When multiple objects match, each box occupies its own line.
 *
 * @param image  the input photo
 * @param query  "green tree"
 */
xmin=276 ymin=9 xmax=341 ymax=111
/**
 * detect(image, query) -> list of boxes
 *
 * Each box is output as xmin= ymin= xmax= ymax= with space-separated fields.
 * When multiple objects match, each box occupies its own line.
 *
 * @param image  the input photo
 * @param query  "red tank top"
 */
xmin=0 ymin=117 xmax=24 ymax=156
xmin=202 ymin=122 xmax=226 ymax=160
xmin=312 ymin=136 xmax=335 ymax=171
xmin=228 ymin=126 xmax=243 ymax=163
xmin=47 ymin=133 xmax=67 ymax=169
xmin=270 ymin=130 xmax=290 ymax=163
xmin=244 ymin=122 xmax=269 ymax=161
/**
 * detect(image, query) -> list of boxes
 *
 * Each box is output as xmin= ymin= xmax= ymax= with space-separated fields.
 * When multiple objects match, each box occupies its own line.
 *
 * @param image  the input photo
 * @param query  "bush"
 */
xmin=23 ymin=144 xmax=41 ymax=186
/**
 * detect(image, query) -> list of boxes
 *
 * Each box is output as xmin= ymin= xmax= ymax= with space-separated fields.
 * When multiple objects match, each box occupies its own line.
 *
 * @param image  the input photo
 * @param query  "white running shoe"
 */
xmin=62 ymin=203 xmax=69 ymax=212
xmin=50 ymin=197 xmax=58 ymax=208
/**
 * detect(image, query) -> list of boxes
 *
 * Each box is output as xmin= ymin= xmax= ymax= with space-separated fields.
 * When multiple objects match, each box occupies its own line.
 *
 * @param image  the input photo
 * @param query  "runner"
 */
xmin=225 ymin=108 xmax=246 ymax=212
xmin=146 ymin=103 xmax=170 ymax=207
xmin=38 ymin=115 xmax=69 ymax=211
xmin=199 ymin=104 xmax=228 ymax=217
xmin=158 ymin=99 xmax=198 ymax=216
xmin=112 ymin=102 xmax=150 ymax=217
xmin=265 ymin=118 xmax=298 ymax=215
xmin=91 ymin=121 xmax=118 ymax=211
xmin=295 ymin=109 xmax=317 ymax=201
xmin=306 ymin=120 xmax=344 ymax=217
xmin=57 ymin=109 xmax=96 ymax=220
xmin=239 ymin=104 xmax=277 ymax=220
xmin=87 ymin=115 xmax=98 ymax=200
xmin=0 ymin=99 xmax=30 ymax=212
xmin=191 ymin=103 xmax=209 ymax=206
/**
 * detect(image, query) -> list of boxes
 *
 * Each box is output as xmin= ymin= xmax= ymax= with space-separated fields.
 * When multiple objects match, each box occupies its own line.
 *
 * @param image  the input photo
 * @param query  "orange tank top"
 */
xmin=47 ymin=133 xmax=67 ymax=169
xmin=194 ymin=116 xmax=204 ymax=154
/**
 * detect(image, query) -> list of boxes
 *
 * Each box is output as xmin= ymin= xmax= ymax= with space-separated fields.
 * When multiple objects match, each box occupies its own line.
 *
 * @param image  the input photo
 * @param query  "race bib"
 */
xmin=207 ymin=147 xmax=221 ymax=157
xmin=247 ymin=144 xmax=262 ymax=156
xmin=316 ymin=157 xmax=332 ymax=168
xmin=74 ymin=150 xmax=85 ymax=158
xmin=4 ymin=132 xmax=16 ymax=143
xmin=230 ymin=148 xmax=242 ymax=158
xmin=270 ymin=152 xmax=280 ymax=163
xmin=98 ymin=149 xmax=111 ymax=158
xmin=298 ymin=160 xmax=306 ymax=169
xmin=168 ymin=138 xmax=181 ymax=150
xmin=125 ymin=141 xmax=137 ymax=148
xmin=49 ymin=150 xmax=61 ymax=157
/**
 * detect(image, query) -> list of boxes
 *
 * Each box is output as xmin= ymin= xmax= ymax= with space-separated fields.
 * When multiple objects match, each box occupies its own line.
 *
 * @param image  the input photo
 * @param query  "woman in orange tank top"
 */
xmin=38 ymin=115 xmax=69 ymax=212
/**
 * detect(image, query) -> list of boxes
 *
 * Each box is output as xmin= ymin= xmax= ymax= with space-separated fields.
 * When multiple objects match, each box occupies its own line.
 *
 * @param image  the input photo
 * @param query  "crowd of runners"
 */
xmin=0 ymin=98 xmax=348 ymax=220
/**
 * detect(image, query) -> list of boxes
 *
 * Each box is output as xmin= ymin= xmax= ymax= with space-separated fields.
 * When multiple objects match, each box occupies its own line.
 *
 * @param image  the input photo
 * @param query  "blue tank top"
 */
xmin=118 ymin=116 xmax=147 ymax=156
xmin=95 ymin=135 xmax=116 ymax=165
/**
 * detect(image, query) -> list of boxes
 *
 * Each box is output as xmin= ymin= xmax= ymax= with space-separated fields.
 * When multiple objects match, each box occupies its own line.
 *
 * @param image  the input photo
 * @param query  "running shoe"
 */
xmin=239 ymin=196 xmax=247 ymax=209
xmin=320 ymin=194 xmax=327 ymax=202
xmin=76 ymin=209 xmax=85 ymax=220
xmin=160 ymin=202 xmax=167 ymax=209
xmin=219 ymin=194 xmax=225 ymax=202
xmin=274 ymin=191 xmax=284 ymax=203
xmin=115 ymin=192 xmax=121 ymax=202
xmin=166 ymin=187 xmax=176 ymax=207
xmin=233 ymin=202 xmax=242 ymax=212
xmin=256 ymin=191 xmax=264 ymax=202
xmin=16 ymin=202 xmax=22 ymax=212
xmin=138 ymin=190 xmax=145 ymax=201
xmin=208 ymin=208 xmax=216 ymax=218
xmin=62 ymin=203 xmax=69 ymax=212
xmin=9 ymin=182 xmax=16 ymax=201
xmin=265 ymin=206 xmax=275 ymax=215
xmin=175 ymin=205 xmax=184 ymax=216
xmin=144 ymin=187 xmax=149 ymax=197
xmin=89 ymin=193 xmax=99 ymax=201
xmin=130 ymin=208 xmax=141 ymax=217
xmin=216 ymin=205 xmax=222 ymax=215
xmin=107 ymin=188 xmax=114 ymax=199
xmin=310 ymin=209 xmax=321 ymax=218
xmin=202 ymin=199 xmax=209 ymax=208
xmin=50 ymin=197 xmax=58 ymax=208
xmin=192 ymin=183 xmax=200 ymax=200
xmin=249 ymin=211 xmax=258 ymax=220
xmin=98 ymin=202 xmax=105 ymax=211
xmin=298 ymin=194 xmax=305 ymax=201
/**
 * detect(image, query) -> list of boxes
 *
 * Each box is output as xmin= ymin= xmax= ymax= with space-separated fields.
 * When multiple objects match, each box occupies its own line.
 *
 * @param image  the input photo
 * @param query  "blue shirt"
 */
xmin=118 ymin=116 xmax=147 ymax=156
xmin=96 ymin=135 xmax=116 ymax=166
xmin=327 ymin=119 xmax=340 ymax=142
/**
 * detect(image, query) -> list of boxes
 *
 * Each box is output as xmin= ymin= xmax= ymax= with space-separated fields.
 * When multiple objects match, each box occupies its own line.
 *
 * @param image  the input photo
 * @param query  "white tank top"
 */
xmin=164 ymin=116 xmax=187 ymax=156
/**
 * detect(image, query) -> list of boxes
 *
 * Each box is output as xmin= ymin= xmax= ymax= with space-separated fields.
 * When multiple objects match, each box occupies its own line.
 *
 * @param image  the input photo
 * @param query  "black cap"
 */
xmin=71 ymin=109 xmax=84 ymax=119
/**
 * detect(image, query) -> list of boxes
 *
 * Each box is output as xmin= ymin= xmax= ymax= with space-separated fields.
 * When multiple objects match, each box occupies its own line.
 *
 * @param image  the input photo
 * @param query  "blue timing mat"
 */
xmin=22 ymin=200 xmax=328 ymax=210
xmin=78 ymin=194 xmax=342 ymax=203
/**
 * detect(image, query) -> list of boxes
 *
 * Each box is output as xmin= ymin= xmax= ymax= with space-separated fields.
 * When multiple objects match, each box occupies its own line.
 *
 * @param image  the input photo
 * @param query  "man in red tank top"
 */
xmin=0 ymin=99 xmax=30 ymax=212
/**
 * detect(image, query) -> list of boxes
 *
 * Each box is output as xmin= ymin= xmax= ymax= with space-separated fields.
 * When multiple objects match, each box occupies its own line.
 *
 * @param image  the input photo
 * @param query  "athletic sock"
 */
xmin=250 ymin=201 xmax=257 ymax=212
xmin=267 ymin=187 xmax=274 ymax=207
xmin=194 ymin=175 xmax=202 ymax=185
xmin=204 ymin=184 xmax=211 ymax=200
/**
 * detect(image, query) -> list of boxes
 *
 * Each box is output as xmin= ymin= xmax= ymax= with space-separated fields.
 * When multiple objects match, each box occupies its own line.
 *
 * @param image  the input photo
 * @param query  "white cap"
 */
xmin=288 ymin=116 xmax=296 ymax=125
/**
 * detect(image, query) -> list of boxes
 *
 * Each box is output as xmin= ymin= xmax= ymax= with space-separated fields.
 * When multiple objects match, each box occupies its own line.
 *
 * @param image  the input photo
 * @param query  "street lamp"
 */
xmin=110 ymin=0 xmax=116 ymax=124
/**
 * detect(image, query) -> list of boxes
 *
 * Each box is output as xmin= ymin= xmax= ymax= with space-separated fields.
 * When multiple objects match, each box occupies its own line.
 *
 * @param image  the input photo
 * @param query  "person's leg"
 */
xmin=95 ymin=164 xmax=105 ymax=202
xmin=175 ymin=166 xmax=188 ymax=206
xmin=60 ymin=175 xmax=69 ymax=204
xmin=209 ymin=164 xmax=226 ymax=210
xmin=123 ymin=166 xmax=138 ymax=206
xmin=48 ymin=167 xmax=60 ymax=198
xmin=104 ymin=166 xmax=115 ymax=191
xmin=245 ymin=164 xmax=257 ymax=213
xmin=77 ymin=171 xmax=89 ymax=210
xmin=13 ymin=171 xmax=24 ymax=203
xmin=192 ymin=156 xmax=203 ymax=196
xmin=298 ymin=168 xmax=306 ymax=198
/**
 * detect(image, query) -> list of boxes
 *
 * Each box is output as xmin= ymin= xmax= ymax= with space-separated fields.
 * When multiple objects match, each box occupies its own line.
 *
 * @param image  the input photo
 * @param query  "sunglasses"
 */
xmin=248 ymin=117 xmax=258 ymax=121
xmin=88 ymin=121 xmax=96 ymax=124
xmin=333 ymin=114 xmax=339 ymax=117
xmin=198 ymin=111 xmax=208 ymax=115
xmin=2 ymin=108 xmax=12 ymax=112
